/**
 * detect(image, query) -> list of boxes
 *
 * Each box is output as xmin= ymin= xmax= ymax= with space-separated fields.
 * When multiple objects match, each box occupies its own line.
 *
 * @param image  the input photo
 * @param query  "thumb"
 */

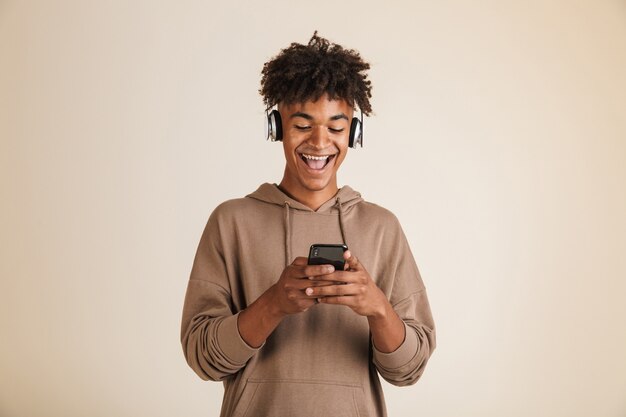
xmin=343 ymin=250 xmax=362 ymax=271
xmin=292 ymin=256 xmax=309 ymax=266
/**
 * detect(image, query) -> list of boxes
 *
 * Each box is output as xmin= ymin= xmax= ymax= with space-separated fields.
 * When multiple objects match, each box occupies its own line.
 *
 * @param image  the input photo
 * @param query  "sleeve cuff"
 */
xmin=372 ymin=322 xmax=418 ymax=370
xmin=216 ymin=312 xmax=264 ymax=365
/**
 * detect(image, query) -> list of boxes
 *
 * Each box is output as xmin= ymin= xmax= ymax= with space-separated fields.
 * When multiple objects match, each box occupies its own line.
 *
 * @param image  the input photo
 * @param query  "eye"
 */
xmin=295 ymin=125 xmax=311 ymax=131
xmin=328 ymin=127 xmax=345 ymax=133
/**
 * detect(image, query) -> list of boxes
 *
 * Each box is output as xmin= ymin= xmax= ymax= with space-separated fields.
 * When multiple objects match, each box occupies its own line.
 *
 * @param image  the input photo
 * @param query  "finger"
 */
xmin=318 ymin=295 xmax=355 ymax=306
xmin=288 ymin=264 xmax=335 ymax=279
xmin=291 ymin=257 xmax=309 ymax=266
xmin=289 ymin=279 xmax=337 ymax=290
xmin=308 ymin=280 xmax=338 ymax=288
xmin=305 ymin=284 xmax=360 ymax=297
xmin=308 ymin=270 xmax=357 ymax=283
xmin=301 ymin=299 xmax=319 ymax=311
xmin=302 ymin=264 xmax=335 ymax=278
xmin=343 ymin=250 xmax=362 ymax=271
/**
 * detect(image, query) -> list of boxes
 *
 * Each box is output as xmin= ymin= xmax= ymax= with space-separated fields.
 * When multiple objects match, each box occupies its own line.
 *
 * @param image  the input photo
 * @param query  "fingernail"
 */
xmin=345 ymin=250 xmax=351 ymax=258
xmin=317 ymin=298 xmax=322 ymax=303
xmin=326 ymin=266 xmax=334 ymax=273
xmin=308 ymin=276 xmax=314 ymax=280
xmin=305 ymin=288 xmax=313 ymax=296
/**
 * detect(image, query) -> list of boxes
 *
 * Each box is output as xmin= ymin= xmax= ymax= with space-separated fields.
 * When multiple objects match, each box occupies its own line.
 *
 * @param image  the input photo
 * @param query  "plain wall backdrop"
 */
xmin=1 ymin=1 xmax=625 ymax=416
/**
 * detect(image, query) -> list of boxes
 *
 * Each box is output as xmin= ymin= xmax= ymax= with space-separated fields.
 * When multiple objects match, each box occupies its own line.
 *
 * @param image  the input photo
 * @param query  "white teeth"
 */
xmin=302 ymin=154 xmax=331 ymax=161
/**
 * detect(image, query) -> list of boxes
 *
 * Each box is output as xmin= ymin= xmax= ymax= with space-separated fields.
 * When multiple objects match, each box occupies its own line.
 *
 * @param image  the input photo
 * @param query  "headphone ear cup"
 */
xmin=267 ymin=110 xmax=283 ymax=141
xmin=348 ymin=117 xmax=362 ymax=148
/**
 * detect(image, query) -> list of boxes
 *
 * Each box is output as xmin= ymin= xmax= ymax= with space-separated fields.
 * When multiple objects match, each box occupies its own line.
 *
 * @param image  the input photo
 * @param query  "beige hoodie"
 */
xmin=181 ymin=183 xmax=435 ymax=417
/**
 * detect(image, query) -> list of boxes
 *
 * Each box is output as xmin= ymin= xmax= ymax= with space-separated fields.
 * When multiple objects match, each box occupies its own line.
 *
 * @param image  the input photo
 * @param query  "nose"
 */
xmin=306 ymin=126 xmax=331 ymax=149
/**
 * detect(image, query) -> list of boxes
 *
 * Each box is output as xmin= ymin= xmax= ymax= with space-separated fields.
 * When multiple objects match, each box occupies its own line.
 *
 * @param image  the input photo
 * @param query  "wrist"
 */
xmin=264 ymin=284 xmax=288 ymax=321
xmin=367 ymin=302 xmax=405 ymax=353
xmin=367 ymin=292 xmax=392 ymax=321
xmin=367 ymin=304 xmax=389 ymax=325
xmin=238 ymin=285 xmax=285 ymax=348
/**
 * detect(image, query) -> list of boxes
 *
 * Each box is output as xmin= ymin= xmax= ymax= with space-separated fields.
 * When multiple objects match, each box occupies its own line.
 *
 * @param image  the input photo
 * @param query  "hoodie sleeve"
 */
xmin=180 ymin=208 xmax=262 ymax=381
xmin=371 ymin=220 xmax=436 ymax=386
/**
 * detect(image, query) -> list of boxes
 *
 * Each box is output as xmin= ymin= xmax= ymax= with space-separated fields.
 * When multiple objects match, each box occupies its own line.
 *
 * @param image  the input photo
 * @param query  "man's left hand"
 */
xmin=305 ymin=250 xmax=388 ymax=318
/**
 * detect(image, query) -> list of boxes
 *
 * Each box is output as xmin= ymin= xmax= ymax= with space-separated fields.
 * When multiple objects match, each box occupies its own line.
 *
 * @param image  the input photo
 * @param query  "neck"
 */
xmin=277 ymin=180 xmax=339 ymax=211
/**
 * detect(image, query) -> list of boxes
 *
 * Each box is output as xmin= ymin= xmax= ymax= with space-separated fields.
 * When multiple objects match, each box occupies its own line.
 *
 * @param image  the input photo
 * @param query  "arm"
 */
xmin=312 ymin=250 xmax=406 ymax=352
xmin=238 ymin=257 xmax=337 ymax=347
xmin=181 ymin=210 xmax=335 ymax=379
xmin=372 ymin=288 xmax=436 ymax=386
xmin=180 ymin=211 xmax=261 ymax=381
xmin=306 ymin=234 xmax=436 ymax=386
xmin=371 ymin=227 xmax=436 ymax=386
xmin=181 ymin=280 xmax=261 ymax=381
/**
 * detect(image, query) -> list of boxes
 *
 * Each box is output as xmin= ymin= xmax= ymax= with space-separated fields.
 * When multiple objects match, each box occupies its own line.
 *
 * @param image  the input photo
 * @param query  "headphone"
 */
xmin=265 ymin=108 xmax=363 ymax=148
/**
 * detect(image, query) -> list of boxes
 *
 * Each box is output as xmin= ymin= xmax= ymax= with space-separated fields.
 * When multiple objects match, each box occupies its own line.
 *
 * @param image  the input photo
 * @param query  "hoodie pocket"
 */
xmin=233 ymin=378 xmax=369 ymax=417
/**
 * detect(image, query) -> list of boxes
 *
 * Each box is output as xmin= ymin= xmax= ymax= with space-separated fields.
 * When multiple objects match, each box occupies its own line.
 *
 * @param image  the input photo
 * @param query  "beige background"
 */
xmin=1 ymin=1 xmax=625 ymax=416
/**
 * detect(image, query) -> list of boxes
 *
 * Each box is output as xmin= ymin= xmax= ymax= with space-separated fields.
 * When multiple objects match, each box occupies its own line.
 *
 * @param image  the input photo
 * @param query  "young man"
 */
xmin=181 ymin=32 xmax=436 ymax=417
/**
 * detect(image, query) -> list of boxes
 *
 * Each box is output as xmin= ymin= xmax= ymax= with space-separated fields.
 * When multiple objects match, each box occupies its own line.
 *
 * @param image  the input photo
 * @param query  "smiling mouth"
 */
xmin=299 ymin=153 xmax=336 ymax=170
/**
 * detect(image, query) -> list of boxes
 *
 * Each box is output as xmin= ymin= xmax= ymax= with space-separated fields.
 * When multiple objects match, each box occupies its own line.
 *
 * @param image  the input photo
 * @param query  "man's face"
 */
xmin=278 ymin=95 xmax=353 ymax=197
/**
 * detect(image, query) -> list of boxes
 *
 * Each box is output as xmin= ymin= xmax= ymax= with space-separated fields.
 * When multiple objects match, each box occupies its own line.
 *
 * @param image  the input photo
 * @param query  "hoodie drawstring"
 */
xmin=336 ymin=197 xmax=349 ymax=248
xmin=284 ymin=202 xmax=291 ymax=266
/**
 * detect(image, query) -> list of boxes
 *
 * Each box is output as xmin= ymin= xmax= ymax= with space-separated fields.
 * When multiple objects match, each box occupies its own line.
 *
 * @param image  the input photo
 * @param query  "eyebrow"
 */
xmin=289 ymin=112 xmax=349 ymax=121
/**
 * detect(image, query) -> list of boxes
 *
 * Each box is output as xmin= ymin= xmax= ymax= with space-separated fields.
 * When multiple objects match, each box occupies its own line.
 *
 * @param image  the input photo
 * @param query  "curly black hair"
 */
xmin=260 ymin=31 xmax=373 ymax=115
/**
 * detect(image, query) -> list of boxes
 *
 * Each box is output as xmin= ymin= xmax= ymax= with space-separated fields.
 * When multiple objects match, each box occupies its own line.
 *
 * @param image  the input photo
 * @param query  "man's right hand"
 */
xmin=238 ymin=257 xmax=335 ymax=348
xmin=269 ymin=257 xmax=335 ymax=316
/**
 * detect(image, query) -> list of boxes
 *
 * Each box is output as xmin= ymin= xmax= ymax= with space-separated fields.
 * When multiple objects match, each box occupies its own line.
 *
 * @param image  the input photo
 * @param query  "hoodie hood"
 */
xmin=245 ymin=183 xmax=363 ymax=213
xmin=245 ymin=183 xmax=364 ymax=265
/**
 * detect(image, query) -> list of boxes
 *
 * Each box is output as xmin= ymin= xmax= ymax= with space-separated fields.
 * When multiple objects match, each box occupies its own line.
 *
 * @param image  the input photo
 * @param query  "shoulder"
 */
xmin=214 ymin=197 xmax=258 ymax=213
xmin=200 ymin=197 xmax=273 ymax=246
xmin=209 ymin=197 xmax=266 ymax=223
xmin=353 ymin=200 xmax=402 ymax=229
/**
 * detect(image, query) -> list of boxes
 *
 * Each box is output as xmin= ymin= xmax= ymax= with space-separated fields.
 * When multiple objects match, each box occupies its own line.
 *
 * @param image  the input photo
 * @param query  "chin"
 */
xmin=300 ymin=179 xmax=332 ymax=192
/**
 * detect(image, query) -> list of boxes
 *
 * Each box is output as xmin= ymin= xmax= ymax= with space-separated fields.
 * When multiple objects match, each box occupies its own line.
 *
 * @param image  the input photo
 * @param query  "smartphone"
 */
xmin=307 ymin=244 xmax=348 ymax=271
